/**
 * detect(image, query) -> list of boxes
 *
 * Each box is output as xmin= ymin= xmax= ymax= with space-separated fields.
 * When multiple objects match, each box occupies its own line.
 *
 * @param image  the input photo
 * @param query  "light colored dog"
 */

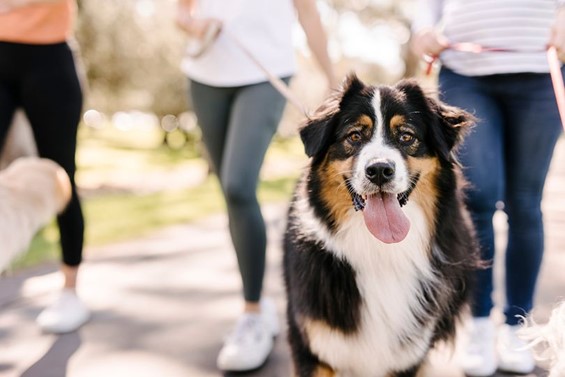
xmin=0 ymin=157 xmax=71 ymax=271
xmin=519 ymin=302 xmax=565 ymax=377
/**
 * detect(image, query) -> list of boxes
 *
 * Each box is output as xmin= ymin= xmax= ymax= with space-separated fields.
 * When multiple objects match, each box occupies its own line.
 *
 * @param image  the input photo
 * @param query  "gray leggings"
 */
xmin=189 ymin=78 xmax=289 ymax=302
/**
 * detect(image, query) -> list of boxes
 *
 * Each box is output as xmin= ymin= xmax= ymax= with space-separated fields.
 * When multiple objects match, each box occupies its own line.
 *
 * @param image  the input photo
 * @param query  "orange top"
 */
xmin=0 ymin=0 xmax=75 ymax=44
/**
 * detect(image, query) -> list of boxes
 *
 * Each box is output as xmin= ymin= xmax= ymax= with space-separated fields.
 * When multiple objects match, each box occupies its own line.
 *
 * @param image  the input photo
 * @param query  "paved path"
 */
xmin=1 ymin=138 xmax=565 ymax=377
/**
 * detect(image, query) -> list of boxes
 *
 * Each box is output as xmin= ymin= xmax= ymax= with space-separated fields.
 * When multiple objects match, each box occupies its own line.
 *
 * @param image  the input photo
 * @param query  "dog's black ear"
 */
xmin=426 ymin=97 xmax=475 ymax=162
xmin=340 ymin=73 xmax=365 ymax=98
xmin=396 ymin=79 xmax=475 ymax=161
xmin=300 ymin=74 xmax=365 ymax=158
xmin=300 ymin=105 xmax=337 ymax=158
xmin=435 ymin=101 xmax=475 ymax=151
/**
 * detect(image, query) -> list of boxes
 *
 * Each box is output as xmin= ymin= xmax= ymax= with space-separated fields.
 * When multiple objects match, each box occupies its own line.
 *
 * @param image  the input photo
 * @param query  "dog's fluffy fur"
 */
xmin=0 ymin=157 xmax=71 ymax=271
xmin=283 ymin=76 xmax=480 ymax=377
xmin=519 ymin=302 xmax=565 ymax=377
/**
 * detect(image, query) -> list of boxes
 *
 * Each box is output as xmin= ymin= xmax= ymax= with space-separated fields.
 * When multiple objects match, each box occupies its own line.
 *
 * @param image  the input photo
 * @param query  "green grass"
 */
xmin=13 ymin=125 xmax=303 ymax=269
xmin=84 ymin=175 xmax=297 ymax=245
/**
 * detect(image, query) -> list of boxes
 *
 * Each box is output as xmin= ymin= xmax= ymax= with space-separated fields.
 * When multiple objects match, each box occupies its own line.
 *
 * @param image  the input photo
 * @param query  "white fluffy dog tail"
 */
xmin=519 ymin=302 xmax=565 ymax=377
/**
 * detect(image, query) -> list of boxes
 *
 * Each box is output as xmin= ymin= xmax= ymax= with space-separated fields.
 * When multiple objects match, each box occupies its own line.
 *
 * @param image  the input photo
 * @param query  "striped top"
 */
xmin=413 ymin=0 xmax=564 ymax=76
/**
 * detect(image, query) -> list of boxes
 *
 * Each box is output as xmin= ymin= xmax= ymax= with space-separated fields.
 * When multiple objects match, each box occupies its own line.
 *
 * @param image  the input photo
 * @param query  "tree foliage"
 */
xmin=76 ymin=0 xmax=188 ymax=116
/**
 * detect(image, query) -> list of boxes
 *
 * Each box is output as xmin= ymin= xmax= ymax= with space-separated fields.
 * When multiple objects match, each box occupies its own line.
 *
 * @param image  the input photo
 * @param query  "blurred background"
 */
xmin=2 ymin=2 xmax=565 ymax=377
xmin=10 ymin=0 xmax=423 ymax=269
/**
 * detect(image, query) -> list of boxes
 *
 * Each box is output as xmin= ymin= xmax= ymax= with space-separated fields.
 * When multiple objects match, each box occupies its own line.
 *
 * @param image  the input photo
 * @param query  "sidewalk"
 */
xmin=1 ymin=138 xmax=564 ymax=377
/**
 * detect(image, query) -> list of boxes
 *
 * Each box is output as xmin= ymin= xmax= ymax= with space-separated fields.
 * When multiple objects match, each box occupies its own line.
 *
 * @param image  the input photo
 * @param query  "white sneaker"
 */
xmin=461 ymin=317 xmax=498 ymax=377
xmin=497 ymin=324 xmax=535 ymax=374
xmin=259 ymin=297 xmax=280 ymax=336
xmin=36 ymin=289 xmax=90 ymax=334
xmin=216 ymin=299 xmax=279 ymax=371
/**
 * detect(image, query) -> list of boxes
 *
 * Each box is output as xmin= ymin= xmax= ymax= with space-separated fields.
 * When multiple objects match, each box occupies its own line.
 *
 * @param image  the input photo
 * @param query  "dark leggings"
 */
xmin=0 ymin=41 xmax=84 ymax=266
xmin=190 ymin=78 xmax=288 ymax=302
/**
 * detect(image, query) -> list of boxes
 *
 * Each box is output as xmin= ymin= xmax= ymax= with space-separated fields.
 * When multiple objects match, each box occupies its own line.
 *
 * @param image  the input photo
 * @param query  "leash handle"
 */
xmin=423 ymin=43 xmax=538 ymax=75
xmin=223 ymin=29 xmax=308 ymax=115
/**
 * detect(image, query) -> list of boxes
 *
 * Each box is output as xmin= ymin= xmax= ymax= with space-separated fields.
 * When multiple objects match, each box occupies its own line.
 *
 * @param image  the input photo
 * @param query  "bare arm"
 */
xmin=293 ymin=0 xmax=337 ymax=90
xmin=549 ymin=5 xmax=565 ymax=61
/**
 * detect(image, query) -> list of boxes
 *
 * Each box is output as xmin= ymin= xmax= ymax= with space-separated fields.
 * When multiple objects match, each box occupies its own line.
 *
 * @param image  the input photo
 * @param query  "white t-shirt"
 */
xmin=181 ymin=0 xmax=296 ymax=87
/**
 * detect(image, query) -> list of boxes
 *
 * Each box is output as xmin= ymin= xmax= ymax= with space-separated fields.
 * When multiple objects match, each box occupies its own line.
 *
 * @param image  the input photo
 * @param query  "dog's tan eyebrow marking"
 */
xmin=355 ymin=114 xmax=373 ymax=128
xmin=390 ymin=115 xmax=406 ymax=130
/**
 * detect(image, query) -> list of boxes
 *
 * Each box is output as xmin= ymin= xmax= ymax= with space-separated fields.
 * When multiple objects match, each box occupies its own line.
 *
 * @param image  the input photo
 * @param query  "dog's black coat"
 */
xmin=283 ymin=76 xmax=480 ymax=377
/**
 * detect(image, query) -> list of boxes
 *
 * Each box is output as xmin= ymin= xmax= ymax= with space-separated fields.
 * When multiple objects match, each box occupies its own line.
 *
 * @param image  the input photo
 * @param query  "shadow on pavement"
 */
xmin=20 ymin=332 xmax=81 ymax=377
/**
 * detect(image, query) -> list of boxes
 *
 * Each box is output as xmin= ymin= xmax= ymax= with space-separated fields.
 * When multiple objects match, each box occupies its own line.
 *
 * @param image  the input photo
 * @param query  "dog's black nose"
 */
xmin=365 ymin=161 xmax=395 ymax=185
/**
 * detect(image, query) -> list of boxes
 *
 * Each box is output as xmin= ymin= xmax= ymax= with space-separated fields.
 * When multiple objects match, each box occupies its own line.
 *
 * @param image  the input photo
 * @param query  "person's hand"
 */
xmin=177 ymin=15 xmax=222 ymax=58
xmin=176 ymin=12 xmax=221 ymax=40
xmin=549 ymin=7 xmax=565 ymax=62
xmin=411 ymin=27 xmax=449 ymax=60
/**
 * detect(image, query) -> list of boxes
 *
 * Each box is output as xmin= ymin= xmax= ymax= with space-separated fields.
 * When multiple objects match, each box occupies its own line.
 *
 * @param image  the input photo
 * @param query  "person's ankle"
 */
xmin=61 ymin=264 xmax=79 ymax=289
xmin=243 ymin=301 xmax=260 ymax=313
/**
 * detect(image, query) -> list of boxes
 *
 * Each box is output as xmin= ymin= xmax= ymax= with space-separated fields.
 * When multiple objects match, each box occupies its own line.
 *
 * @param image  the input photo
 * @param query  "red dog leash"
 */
xmin=425 ymin=44 xmax=565 ymax=130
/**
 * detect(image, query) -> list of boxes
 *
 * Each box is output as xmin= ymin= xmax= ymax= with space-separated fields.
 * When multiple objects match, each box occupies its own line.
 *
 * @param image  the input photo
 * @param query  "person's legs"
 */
xmin=18 ymin=42 xmax=88 ymax=333
xmin=220 ymin=79 xmax=288 ymax=306
xmin=19 ymin=43 xmax=84 ymax=275
xmin=439 ymin=68 xmax=505 ymax=377
xmin=212 ymin=79 xmax=288 ymax=372
xmin=0 ymin=43 xmax=21 ymax=157
xmin=501 ymin=72 xmax=563 ymax=325
xmin=440 ymin=68 xmax=505 ymax=317
xmin=189 ymin=80 xmax=235 ymax=175
xmin=493 ymin=73 xmax=561 ymax=375
xmin=189 ymin=79 xmax=280 ymax=371
xmin=0 ymin=84 xmax=18 ymax=156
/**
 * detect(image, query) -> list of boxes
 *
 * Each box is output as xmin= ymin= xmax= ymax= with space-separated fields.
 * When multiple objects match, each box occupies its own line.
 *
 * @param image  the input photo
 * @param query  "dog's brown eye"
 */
xmin=348 ymin=131 xmax=362 ymax=143
xmin=399 ymin=132 xmax=415 ymax=145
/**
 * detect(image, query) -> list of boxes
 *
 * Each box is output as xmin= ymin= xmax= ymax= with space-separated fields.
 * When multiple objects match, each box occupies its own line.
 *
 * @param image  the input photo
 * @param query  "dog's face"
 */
xmin=300 ymin=75 xmax=473 ymax=243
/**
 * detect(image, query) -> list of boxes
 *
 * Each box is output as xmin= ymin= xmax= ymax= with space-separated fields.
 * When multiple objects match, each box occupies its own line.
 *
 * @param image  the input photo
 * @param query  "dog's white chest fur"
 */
xmin=303 ymin=201 xmax=438 ymax=377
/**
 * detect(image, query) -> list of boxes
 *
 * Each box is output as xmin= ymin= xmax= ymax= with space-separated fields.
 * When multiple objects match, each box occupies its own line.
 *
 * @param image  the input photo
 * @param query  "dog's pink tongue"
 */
xmin=362 ymin=193 xmax=410 ymax=243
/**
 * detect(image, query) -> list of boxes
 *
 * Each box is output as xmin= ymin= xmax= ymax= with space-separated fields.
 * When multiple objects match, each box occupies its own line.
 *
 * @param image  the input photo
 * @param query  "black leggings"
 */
xmin=0 ymin=41 xmax=84 ymax=266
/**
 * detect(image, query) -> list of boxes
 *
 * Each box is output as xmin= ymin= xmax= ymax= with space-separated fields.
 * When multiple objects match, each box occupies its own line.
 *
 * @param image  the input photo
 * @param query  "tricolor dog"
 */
xmin=283 ymin=76 xmax=480 ymax=377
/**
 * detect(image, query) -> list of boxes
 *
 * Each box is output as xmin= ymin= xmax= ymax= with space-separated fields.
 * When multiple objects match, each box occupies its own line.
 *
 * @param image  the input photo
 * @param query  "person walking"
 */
xmin=176 ymin=0 xmax=336 ymax=371
xmin=412 ymin=1 xmax=565 ymax=376
xmin=0 ymin=0 xmax=89 ymax=333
